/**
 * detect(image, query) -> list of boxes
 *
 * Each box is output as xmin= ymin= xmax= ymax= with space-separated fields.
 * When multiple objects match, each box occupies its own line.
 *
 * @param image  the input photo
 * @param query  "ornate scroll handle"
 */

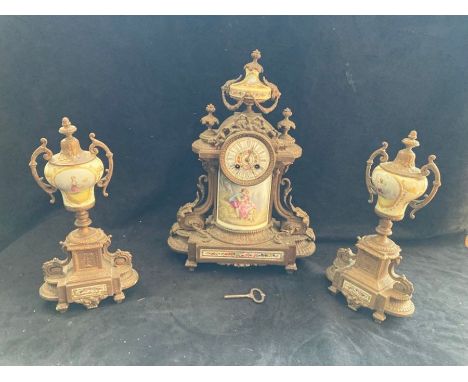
xmin=366 ymin=142 xmax=389 ymax=203
xmin=409 ymin=155 xmax=441 ymax=219
xmin=221 ymin=75 xmax=243 ymax=111
xmin=388 ymin=256 xmax=414 ymax=296
xmin=89 ymin=133 xmax=113 ymax=197
xmin=253 ymin=76 xmax=281 ymax=114
xmin=29 ymin=138 xmax=57 ymax=203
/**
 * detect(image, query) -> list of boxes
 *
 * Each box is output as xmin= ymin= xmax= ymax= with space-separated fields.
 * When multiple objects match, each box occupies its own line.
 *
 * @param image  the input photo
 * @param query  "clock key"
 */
xmin=224 ymin=288 xmax=266 ymax=304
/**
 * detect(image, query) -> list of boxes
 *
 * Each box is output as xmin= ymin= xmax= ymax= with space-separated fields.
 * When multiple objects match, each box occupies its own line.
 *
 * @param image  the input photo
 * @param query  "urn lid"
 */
xmin=49 ymin=117 xmax=95 ymax=166
xmin=380 ymin=130 xmax=424 ymax=178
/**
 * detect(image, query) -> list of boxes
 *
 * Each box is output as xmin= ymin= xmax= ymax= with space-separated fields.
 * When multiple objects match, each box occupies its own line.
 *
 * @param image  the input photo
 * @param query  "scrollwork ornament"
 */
xmin=176 ymin=174 xmax=208 ymax=230
xmin=221 ymin=75 xmax=244 ymax=111
xmin=29 ymin=138 xmax=57 ymax=203
xmin=366 ymin=141 xmax=389 ymax=203
xmin=388 ymin=256 xmax=414 ymax=296
xmin=89 ymin=133 xmax=114 ymax=197
xmin=409 ymin=155 xmax=441 ymax=219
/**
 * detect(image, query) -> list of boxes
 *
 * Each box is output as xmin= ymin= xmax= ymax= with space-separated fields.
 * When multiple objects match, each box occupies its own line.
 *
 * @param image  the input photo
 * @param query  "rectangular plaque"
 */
xmin=199 ymin=249 xmax=284 ymax=262
xmin=71 ymin=284 xmax=108 ymax=299
xmin=342 ymin=280 xmax=372 ymax=305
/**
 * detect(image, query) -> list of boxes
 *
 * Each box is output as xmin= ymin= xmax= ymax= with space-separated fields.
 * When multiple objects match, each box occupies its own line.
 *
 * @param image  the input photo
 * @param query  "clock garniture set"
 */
xmin=29 ymin=50 xmax=441 ymax=323
xmin=168 ymin=49 xmax=316 ymax=272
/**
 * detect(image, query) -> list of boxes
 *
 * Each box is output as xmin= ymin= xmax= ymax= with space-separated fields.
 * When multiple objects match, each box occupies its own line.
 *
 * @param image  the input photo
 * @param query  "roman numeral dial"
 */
xmin=220 ymin=132 xmax=275 ymax=186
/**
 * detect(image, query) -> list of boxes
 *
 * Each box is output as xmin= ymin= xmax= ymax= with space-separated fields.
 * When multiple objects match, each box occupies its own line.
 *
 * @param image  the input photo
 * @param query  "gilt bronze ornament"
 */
xmin=29 ymin=117 xmax=139 ymax=312
xmin=168 ymin=49 xmax=316 ymax=272
xmin=326 ymin=131 xmax=441 ymax=323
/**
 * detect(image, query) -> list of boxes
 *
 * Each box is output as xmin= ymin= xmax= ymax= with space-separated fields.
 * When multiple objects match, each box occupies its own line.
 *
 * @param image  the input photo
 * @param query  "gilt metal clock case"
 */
xmin=168 ymin=50 xmax=316 ymax=272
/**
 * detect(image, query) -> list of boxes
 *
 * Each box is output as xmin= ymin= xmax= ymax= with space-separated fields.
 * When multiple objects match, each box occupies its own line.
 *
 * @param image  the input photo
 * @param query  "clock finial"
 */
xmin=221 ymin=49 xmax=281 ymax=114
xmin=200 ymin=103 xmax=219 ymax=130
xmin=245 ymin=49 xmax=263 ymax=73
xmin=277 ymin=108 xmax=296 ymax=143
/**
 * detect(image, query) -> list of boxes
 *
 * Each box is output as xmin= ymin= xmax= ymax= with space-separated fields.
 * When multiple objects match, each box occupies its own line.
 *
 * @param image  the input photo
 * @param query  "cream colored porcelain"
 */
xmin=366 ymin=130 xmax=441 ymax=221
xmin=44 ymin=157 xmax=104 ymax=210
xmin=372 ymin=165 xmax=428 ymax=221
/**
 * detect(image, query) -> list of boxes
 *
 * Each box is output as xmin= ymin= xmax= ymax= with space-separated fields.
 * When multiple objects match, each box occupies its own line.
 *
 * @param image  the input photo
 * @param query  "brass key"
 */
xmin=224 ymin=288 xmax=266 ymax=304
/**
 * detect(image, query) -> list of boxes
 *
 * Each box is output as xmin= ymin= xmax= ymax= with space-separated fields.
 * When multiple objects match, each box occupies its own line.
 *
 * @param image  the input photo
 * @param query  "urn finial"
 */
xmin=59 ymin=116 xmax=77 ymax=137
xmin=277 ymin=108 xmax=296 ymax=142
xmin=245 ymin=49 xmax=263 ymax=73
xmin=221 ymin=49 xmax=281 ymax=114
xmin=200 ymin=104 xmax=219 ymax=130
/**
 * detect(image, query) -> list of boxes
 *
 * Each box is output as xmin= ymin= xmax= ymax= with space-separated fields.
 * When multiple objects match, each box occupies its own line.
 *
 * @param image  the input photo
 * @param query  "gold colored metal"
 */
xmin=224 ymin=288 xmax=266 ymax=304
xmin=29 ymin=117 xmax=139 ymax=312
xmin=221 ymin=49 xmax=281 ymax=115
xmin=326 ymin=131 xmax=441 ymax=323
xmin=168 ymin=49 xmax=316 ymax=272
xmin=277 ymin=108 xmax=296 ymax=144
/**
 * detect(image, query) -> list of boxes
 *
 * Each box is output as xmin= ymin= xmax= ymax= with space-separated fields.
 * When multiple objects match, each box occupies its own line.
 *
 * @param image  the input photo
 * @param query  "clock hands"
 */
xmin=249 ymin=156 xmax=265 ymax=179
xmin=245 ymin=149 xmax=260 ymax=177
xmin=248 ymin=163 xmax=256 ymax=177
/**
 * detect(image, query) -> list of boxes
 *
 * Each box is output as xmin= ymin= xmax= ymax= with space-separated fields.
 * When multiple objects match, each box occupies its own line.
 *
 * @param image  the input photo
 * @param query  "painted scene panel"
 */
xmin=216 ymin=170 xmax=271 ymax=231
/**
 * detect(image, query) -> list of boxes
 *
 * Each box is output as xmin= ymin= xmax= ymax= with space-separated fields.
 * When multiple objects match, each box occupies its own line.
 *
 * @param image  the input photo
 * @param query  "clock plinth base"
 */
xmin=40 ymin=210 xmax=139 ymax=312
xmin=326 ymin=219 xmax=415 ymax=323
xmin=169 ymin=218 xmax=315 ymax=273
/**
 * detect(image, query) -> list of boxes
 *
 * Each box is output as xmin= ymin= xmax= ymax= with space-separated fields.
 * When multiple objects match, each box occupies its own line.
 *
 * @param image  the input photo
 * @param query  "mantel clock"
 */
xmin=168 ymin=49 xmax=316 ymax=272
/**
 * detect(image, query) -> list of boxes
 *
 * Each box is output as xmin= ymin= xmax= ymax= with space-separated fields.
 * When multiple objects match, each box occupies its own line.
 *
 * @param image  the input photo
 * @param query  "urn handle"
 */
xmin=29 ymin=138 xmax=57 ymax=203
xmin=409 ymin=155 xmax=441 ymax=219
xmin=253 ymin=76 xmax=281 ymax=114
xmin=89 ymin=133 xmax=114 ymax=197
xmin=221 ymin=75 xmax=244 ymax=111
xmin=366 ymin=142 xmax=389 ymax=203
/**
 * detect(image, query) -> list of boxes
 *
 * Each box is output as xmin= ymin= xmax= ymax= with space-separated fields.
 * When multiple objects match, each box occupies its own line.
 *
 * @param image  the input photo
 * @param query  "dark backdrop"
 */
xmin=1 ymin=16 xmax=467 ymax=251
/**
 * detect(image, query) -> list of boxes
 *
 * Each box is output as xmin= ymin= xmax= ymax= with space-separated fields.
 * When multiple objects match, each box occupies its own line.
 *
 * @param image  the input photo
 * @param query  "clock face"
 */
xmin=220 ymin=132 xmax=275 ymax=186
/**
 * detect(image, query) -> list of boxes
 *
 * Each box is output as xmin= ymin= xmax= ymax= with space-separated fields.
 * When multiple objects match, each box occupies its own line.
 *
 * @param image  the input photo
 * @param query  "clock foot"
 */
xmin=185 ymin=259 xmax=197 ymax=271
xmin=373 ymin=311 xmax=386 ymax=323
xmin=56 ymin=302 xmax=69 ymax=313
xmin=114 ymin=292 xmax=125 ymax=304
xmin=285 ymin=263 xmax=297 ymax=274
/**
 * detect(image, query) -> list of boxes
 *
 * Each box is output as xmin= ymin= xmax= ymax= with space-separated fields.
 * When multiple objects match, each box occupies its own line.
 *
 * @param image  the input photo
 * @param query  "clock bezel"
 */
xmin=219 ymin=131 xmax=276 ymax=186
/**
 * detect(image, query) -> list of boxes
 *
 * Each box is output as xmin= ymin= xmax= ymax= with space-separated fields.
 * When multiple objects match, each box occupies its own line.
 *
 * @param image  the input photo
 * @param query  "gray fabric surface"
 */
xmin=0 ymin=209 xmax=466 ymax=365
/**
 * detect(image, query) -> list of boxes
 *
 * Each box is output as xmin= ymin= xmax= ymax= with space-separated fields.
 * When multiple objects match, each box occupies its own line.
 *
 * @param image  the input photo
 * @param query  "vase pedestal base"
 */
xmin=39 ymin=223 xmax=138 ymax=313
xmin=326 ymin=219 xmax=415 ymax=323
